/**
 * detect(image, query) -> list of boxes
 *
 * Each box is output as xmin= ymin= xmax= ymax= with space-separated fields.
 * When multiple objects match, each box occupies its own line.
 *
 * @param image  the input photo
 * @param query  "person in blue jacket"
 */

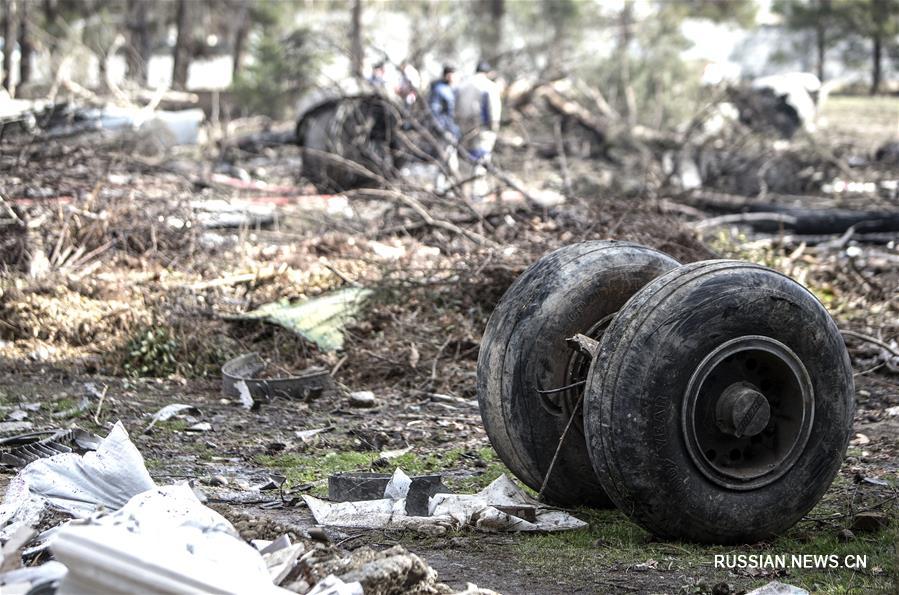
xmin=428 ymin=65 xmax=460 ymax=141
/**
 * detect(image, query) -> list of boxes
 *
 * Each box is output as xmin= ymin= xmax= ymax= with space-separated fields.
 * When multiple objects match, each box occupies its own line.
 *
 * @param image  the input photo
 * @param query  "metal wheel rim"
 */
xmin=682 ymin=335 xmax=814 ymax=490
xmin=539 ymin=313 xmax=616 ymax=421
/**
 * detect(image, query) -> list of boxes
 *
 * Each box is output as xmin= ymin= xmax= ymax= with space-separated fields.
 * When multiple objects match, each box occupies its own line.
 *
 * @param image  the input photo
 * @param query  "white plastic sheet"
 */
xmin=51 ymin=484 xmax=289 ymax=595
xmin=306 ymin=575 xmax=364 ymax=595
xmin=0 ymin=422 xmax=156 ymax=542
xmin=0 ymin=421 xmax=292 ymax=594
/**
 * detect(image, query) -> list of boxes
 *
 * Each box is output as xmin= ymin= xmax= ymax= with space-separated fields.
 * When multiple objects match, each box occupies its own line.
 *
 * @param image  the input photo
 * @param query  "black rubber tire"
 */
xmin=477 ymin=241 xmax=680 ymax=506
xmin=585 ymin=260 xmax=854 ymax=543
xmin=297 ymin=98 xmax=397 ymax=191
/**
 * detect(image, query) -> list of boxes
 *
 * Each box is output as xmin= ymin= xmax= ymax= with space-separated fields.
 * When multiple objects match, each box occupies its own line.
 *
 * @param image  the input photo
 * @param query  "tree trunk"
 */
xmin=480 ymin=0 xmax=504 ymax=61
xmin=126 ymin=0 xmax=150 ymax=84
xmin=172 ymin=0 xmax=192 ymax=90
xmin=618 ymin=1 xmax=636 ymax=130
xmin=42 ymin=0 xmax=56 ymax=25
xmin=350 ymin=0 xmax=362 ymax=78
xmin=16 ymin=0 xmax=29 ymax=86
xmin=870 ymin=34 xmax=882 ymax=95
xmin=2 ymin=0 xmax=18 ymax=95
xmin=41 ymin=0 xmax=59 ymax=59
xmin=815 ymin=22 xmax=826 ymax=82
xmin=232 ymin=1 xmax=250 ymax=80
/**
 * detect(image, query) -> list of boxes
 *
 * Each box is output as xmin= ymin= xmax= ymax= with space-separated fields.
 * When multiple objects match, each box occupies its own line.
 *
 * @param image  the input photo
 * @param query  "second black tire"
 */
xmin=477 ymin=241 xmax=680 ymax=505
xmin=585 ymin=260 xmax=854 ymax=542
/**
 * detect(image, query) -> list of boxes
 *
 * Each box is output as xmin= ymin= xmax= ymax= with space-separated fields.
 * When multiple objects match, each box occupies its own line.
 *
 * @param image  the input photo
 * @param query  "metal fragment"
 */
xmin=222 ymin=352 xmax=335 ymax=402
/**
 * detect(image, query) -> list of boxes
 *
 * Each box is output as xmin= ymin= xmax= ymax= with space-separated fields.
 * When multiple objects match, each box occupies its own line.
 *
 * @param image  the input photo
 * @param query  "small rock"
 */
xmin=349 ymin=391 xmax=377 ymax=408
xmin=6 ymin=409 xmax=28 ymax=421
xmin=837 ymin=528 xmax=855 ymax=542
xmin=851 ymin=512 xmax=889 ymax=533
xmin=28 ymin=345 xmax=55 ymax=361
xmin=712 ymin=582 xmax=734 ymax=595
xmin=850 ymin=433 xmax=870 ymax=446
xmin=532 ymin=189 xmax=566 ymax=208
xmin=0 ymin=421 xmax=34 ymax=435
xmin=285 ymin=579 xmax=310 ymax=593
xmin=885 ymin=405 xmax=899 ymax=417
xmin=746 ymin=582 xmax=808 ymax=595
xmin=208 ymin=475 xmax=228 ymax=487
xmin=186 ymin=422 xmax=213 ymax=432
xmin=107 ymin=173 xmax=130 ymax=185
xmin=307 ymin=527 xmax=330 ymax=543
xmin=265 ymin=442 xmax=287 ymax=455
xmin=875 ymin=141 xmax=899 ymax=165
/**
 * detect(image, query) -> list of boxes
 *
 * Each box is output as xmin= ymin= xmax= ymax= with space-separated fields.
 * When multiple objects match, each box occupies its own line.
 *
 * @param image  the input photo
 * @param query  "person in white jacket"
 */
xmin=456 ymin=61 xmax=502 ymax=160
xmin=454 ymin=61 xmax=502 ymax=197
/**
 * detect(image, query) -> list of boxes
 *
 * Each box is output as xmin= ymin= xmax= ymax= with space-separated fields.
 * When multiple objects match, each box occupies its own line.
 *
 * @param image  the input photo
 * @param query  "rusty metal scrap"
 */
xmin=221 ymin=352 xmax=335 ymax=402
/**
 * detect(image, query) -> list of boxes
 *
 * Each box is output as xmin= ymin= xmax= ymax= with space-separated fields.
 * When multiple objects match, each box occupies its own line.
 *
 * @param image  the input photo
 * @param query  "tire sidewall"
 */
xmin=478 ymin=241 xmax=680 ymax=505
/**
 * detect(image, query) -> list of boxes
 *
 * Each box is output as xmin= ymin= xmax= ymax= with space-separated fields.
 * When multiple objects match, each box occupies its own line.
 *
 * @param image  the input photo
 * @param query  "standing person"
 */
xmin=428 ymin=65 xmax=459 ymax=139
xmin=396 ymin=61 xmax=421 ymax=108
xmin=427 ymin=65 xmax=460 ymax=189
xmin=455 ymin=61 xmax=502 ymax=197
xmin=368 ymin=61 xmax=387 ymax=87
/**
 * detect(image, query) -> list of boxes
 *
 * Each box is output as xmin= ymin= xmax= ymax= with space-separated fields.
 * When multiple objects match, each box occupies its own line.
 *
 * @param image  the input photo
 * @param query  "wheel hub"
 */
xmin=539 ymin=314 xmax=615 ymax=420
xmin=715 ymin=381 xmax=771 ymax=438
xmin=683 ymin=336 xmax=814 ymax=490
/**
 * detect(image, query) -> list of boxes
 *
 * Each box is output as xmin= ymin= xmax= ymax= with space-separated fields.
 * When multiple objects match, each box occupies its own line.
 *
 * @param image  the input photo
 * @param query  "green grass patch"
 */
xmin=51 ymin=397 xmax=76 ymax=413
xmin=153 ymin=419 xmax=189 ymax=433
xmin=258 ymin=450 xmax=380 ymax=495
xmin=511 ymin=482 xmax=896 ymax=593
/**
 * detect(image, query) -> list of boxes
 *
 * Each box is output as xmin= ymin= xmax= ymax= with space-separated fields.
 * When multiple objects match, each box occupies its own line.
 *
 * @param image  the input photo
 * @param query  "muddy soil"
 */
xmin=1 ymin=353 xmax=895 ymax=593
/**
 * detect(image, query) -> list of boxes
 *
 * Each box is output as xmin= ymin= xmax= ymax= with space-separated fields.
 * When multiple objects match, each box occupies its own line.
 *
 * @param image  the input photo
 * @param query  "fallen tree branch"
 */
xmin=553 ymin=118 xmax=574 ymax=199
xmin=841 ymin=330 xmax=899 ymax=360
xmin=349 ymin=188 xmax=496 ymax=247
xmin=680 ymin=190 xmax=899 ymax=235
xmin=300 ymin=147 xmax=393 ymax=188
xmin=692 ymin=212 xmax=799 ymax=232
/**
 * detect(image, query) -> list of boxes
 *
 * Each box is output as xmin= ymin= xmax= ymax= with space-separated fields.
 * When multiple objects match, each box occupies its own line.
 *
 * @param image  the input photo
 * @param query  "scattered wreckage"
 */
xmin=0 ymin=423 xmax=501 ymax=594
xmin=294 ymin=79 xmax=409 ymax=191
xmin=478 ymin=240 xmax=854 ymax=544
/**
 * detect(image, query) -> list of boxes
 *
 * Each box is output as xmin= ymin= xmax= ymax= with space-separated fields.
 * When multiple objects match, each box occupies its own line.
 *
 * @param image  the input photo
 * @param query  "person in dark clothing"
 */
xmin=368 ymin=61 xmax=387 ymax=87
xmin=427 ymin=65 xmax=460 ymax=190
xmin=428 ymin=65 xmax=460 ymax=140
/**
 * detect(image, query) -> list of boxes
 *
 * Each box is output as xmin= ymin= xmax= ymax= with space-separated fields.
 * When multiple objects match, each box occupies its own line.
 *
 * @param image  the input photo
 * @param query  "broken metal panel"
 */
xmin=327 ymin=470 xmax=448 ymax=517
xmin=0 ymin=429 xmax=102 ymax=469
xmin=237 ymin=287 xmax=371 ymax=352
xmin=222 ymin=352 xmax=335 ymax=402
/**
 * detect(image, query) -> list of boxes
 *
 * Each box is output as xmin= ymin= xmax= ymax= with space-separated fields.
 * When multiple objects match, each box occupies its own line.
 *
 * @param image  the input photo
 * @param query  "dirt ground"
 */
xmin=1 ymin=93 xmax=897 ymax=594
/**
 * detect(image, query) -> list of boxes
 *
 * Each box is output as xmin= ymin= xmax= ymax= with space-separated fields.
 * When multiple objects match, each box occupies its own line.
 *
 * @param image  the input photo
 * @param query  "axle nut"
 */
xmin=716 ymin=382 xmax=771 ymax=438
